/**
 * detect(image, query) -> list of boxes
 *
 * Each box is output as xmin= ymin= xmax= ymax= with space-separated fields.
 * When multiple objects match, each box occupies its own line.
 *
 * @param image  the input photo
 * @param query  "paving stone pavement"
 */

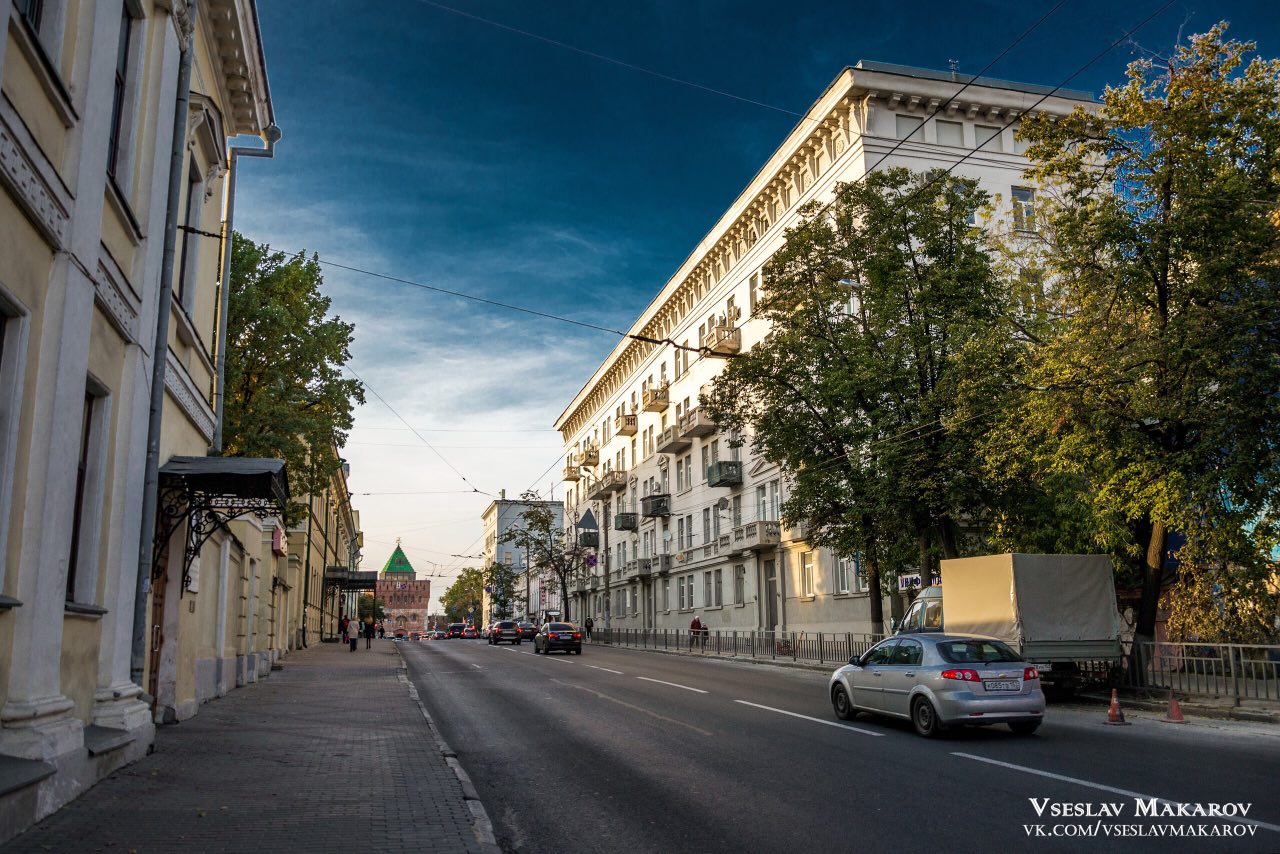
xmin=2 ymin=641 xmax=497 ymax=854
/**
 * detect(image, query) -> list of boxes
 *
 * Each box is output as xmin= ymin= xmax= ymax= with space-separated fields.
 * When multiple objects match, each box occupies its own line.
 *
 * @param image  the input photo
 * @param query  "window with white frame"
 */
xmin=976 ymin=124 xmax=1004 ymax=152
xmin=662 ymin=578 xmax=670 ymax=611
xmin=835 ymin=554 xmax=854 ymax=594
xmin=1012 ymin=187 xmax=1036 ymax=233
xmin=107 ymin=3 xmax=144 ymax=185
xmin=895 ymin=114 xmax=923 ymax=140
xmin=677 ymin=516 xmax=685 ymax=550
xmin=702 ymin=508 xmax=711 ymax=544
xmin=713 ymin=568 xmax=723 ymax=607
xmin=731 ymin=495 xmax=741 ymax=527
xmin=67 ymin=382 xmax=110 ymax=604
xmin=935 ymin=119 xmax=963 ymax=147
xmin=800 ymin=551 xmax=815 ymax=598
xmin=733 ymin=564 xmax=745 ymax=605
xmin=684 ymin=514 xmax=693 ymax=549
xmin=631 ymin=584 xmax=639 ymax=615
xmin=677 ymin=574 xmax=687 ymax=610
xmin=703 ymin=572 xmax=712 ymax=609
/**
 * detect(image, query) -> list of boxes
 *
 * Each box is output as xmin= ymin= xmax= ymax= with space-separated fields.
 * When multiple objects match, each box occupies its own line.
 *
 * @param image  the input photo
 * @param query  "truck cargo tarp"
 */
xmin=940 ymin=554 xmax=1120 ymax=643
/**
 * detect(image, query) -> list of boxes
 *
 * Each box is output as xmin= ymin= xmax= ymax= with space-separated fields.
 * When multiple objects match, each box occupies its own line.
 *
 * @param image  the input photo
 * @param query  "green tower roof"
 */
xmin=380 ymin=541 xmax=416 ymax=577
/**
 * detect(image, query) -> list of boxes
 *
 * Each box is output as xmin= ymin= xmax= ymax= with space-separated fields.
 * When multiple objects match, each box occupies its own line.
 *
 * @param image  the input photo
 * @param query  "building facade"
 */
xmin=480 ymin=497 xmax=565 ymax=622
xmin=554 ymin=62 xmax=1093 ymax=637
xmin=376 ymin=544 xmax=430 ymax=637
xmin=287 ymin=453 xmax=362 ymax=647
xmin=0 ymin=0 xmax=280 ymax=840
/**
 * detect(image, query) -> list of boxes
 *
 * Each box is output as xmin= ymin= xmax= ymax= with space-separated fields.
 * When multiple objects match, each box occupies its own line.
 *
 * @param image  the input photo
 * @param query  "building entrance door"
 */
xmin=764 ymin=560 xmax=778 ymax=631
xmin=148 ymin=567 xmax=167 ymax=704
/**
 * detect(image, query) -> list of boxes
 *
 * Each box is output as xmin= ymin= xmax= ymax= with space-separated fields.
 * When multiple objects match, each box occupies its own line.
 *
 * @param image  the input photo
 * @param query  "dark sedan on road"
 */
xmin=517 ymin=621 xmax=536 ymax=641
xmin=461 ymin=626 xmax=480 ymax=639
xmin=829 ymin=634 xmax=1045 ymax=737
xmin=488 ymin=620 xmax=522 ymax=645
xmin=534 ymin=622 xmax=583 ymax=655
xmin=445 ymin=623 xmax=466 ymax=638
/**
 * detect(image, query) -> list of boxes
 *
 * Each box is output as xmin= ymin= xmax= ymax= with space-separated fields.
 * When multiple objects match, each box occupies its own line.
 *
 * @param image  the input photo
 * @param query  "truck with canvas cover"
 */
xmin=897 ymin=553 xmax=1123 ymax=692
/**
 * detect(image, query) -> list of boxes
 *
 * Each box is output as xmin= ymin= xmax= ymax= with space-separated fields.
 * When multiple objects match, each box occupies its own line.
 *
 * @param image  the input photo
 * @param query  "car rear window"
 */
xmin=498 ymin=621 xmax=516 ymax=629
xmin=448 ymin=624 xmax=464 ymax=630
xmin=937 ymin=639 xmax=1022 ymax=664
xmin=548 ymin=623 xmax=574 ymax=632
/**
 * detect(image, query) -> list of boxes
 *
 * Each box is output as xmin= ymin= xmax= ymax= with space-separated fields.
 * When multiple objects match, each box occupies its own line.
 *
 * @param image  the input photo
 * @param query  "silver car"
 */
xmin=828 ymin=634 xmax=1045 ymax=737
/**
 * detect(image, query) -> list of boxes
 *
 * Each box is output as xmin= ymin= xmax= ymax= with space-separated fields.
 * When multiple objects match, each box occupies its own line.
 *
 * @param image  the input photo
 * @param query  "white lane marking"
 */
xmin=637 ymin=676 xmax=708 ymax=694
xmin=951 ymin=752 xmax=1280 ymax=834
xmin=517 ymin=650 xmax=536 ymax=655
xmin=471 ymin=663 xmax=481 ymax=669
xmin=585 ymin=665 xmax=624 ymax=675
xmin=734 ymin=700 xmax=884 ymax=737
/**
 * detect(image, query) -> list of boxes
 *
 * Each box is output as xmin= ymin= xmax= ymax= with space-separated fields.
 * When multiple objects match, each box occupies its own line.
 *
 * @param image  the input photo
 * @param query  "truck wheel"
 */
xmin=832 ymin=685 xmax=857 ymax=721
xmin=912 ymin=697 xmax=945 ymax=738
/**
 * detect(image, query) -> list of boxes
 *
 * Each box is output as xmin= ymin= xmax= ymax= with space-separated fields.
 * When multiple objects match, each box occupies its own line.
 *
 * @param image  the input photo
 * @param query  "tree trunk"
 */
xmin=1128 ymin=516 xmax=1167 ymax=686
xmin=861 ymin=519 xmax=884 ymax=634
xmin=937 ymin=515 xmax=959 ymax=560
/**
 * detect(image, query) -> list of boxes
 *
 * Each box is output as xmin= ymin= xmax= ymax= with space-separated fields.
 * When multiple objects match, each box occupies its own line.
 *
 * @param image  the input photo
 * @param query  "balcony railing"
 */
xmin=733 ymin=521 xmax=780 ymax=551
xmin=636 ymin=557 xmax=653 ymax=577
xmin=656 ymin=554 xmax=672 ymax=575
xmin=614 ymin=512 xmax=638 ymax=531
xmin=706 ymin=460 xmax=743 ymax=487
xmin=656 ymin=425 xmax=691 ymax=454
xmin=578 ymin=531 xmax=600 ymax=548
xmin=782 ymin=520 xmax=813 ymax=542
xmin=702 ymin=324 xmax=741 ymax=355
xmin=641 ymin=493 xmax=671 ymax=517
xmin=642 ymin=383 xmax=670 ymax=412
xmin=615 ymin=413 xmax=638 ymax=436
xmin=588 ymin=470 xmax=627 ymax=500
xmin=563 ymin=461 xmax=581 ymax=481
xmin=679 ymin=407 xmax=716 ymax=438
xmin=580 ymin=444 xmax=600 ymax=466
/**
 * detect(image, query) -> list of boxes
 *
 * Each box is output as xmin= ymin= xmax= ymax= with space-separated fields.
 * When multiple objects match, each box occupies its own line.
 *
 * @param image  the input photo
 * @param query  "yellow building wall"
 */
xmin=59 ymin=616 xmax=102 ymax=720
xmin=2 ymin=33 xmax=69 ymax=176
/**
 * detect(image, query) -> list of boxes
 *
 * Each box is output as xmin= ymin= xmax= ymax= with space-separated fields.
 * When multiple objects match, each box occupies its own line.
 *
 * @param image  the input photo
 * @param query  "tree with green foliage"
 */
xmin=996 ymin=24 xmax=1280 ymax=644
xmin=501 ymin=492 xmax=589 ymax=622
xmin=356 ymin=594 xmax=387 ymax=625
xmin=484 ymin=561 xmax=524 ymax=621
xmin=441 ymin=567 xmax=484 ymax=624
xmin=222 ymin=232 xmax=364 ymax=522
xmin=702 ymin=168 xmax=1014 ymax=630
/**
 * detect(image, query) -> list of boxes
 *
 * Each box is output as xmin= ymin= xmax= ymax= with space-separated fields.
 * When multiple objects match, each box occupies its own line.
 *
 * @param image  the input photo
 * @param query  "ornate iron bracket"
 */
xmin=152 ymin=481 xmax=278 ymax=594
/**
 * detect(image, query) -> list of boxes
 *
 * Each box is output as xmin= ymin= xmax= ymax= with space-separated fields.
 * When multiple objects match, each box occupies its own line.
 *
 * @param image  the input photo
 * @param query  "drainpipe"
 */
xmin=300 ymin=477 xmax=315 ymax=647
xmin=210 ymin=124 xmax=280 ymax=454
xmin=130 ymin=11 xmax=195 ymax=689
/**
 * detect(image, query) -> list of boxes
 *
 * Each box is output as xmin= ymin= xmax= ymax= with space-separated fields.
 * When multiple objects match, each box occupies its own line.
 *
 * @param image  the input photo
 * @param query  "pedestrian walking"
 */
xmin=584 ymin=616 xmax=594 ymax=640
xmin=348 ymin=623 xmax=359 ymax=652
xmin=340 ymin=616 xmax=350 ymax=644
xmin=364 ymin=620 xmax=374 ymax=649
xmin=689 ymin=615 xmax=702 ymax=650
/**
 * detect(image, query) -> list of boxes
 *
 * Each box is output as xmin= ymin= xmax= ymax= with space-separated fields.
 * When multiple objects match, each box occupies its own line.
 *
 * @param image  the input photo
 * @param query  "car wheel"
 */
xmin=831 ymin=684 xmax=856 ymax=721
xmin=574 ymin=648 xmax=582 ymax=655
xmin=1009 ymin=721 xmax=1041 ymax=736
xmin=911 ymin=696 xmax=945 ymax=738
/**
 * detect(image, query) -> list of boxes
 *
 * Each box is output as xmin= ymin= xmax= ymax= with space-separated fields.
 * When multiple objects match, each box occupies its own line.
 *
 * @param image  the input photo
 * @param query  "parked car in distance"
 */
xmin=518 ymin=621 xmax=536 ymax=641
xmin=534 ymin=622 xmax=583 ymax=655
xmin=430 ymin=630 xmax=446 ymax=640
xmin=828 ymin=634 xmax=1045 ymax=738
xmin=461 ymin=626 xmax=479 ymax=639
xmin=488 ymin=620 xmax=521 ymax=645
xmin=445 ymin=623 xmax=466 ymax=638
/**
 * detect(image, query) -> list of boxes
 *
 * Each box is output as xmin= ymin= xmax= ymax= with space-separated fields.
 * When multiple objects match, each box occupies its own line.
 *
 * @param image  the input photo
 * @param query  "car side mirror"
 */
xmin=848 ymin=655 xmax=861 ymax=666
xmin=889 ymin=618 xmax=900 ymax=633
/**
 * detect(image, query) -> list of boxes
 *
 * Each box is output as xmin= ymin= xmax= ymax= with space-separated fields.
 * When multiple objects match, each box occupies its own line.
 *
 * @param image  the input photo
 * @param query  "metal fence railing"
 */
xmin=592 ymin=627 xmax=884 ymax=666
xmin=1124 ymin=641 xmax=1280 ymax=704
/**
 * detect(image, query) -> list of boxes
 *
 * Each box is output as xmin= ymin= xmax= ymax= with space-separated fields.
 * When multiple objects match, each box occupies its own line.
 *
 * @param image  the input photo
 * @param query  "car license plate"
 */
xmin=983 ymin=679 xmax=1020 ymax=692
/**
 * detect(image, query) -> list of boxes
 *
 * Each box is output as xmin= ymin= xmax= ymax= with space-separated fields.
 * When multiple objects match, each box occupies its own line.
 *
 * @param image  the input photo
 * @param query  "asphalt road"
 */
xmin=400 ymin=638 xmax=1280 ymax=854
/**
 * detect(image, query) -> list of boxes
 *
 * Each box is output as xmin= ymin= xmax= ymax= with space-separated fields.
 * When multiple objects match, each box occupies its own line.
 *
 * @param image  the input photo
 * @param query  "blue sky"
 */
xmin=232 ymin=0 xmax=1280 ymax=597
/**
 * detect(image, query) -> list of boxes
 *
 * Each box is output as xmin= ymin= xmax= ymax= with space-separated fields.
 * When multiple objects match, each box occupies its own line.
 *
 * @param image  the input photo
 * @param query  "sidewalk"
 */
xmin=1 ymin=641 xmax=497 ymax=854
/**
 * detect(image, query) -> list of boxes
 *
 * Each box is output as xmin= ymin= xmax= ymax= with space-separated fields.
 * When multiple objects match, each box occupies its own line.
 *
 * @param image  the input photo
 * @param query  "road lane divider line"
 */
xmin=585 ymin=665 xmax=624 ymax=675
xmin=734 ymin=701 xmax=884 ymax=737
xmin=637 ymin=676 xmax=708 ymax=694
xmin=551 ymin=679 xmax=713 ymax=737
xmin=951 ymin=752 xmax=1280 ymax=834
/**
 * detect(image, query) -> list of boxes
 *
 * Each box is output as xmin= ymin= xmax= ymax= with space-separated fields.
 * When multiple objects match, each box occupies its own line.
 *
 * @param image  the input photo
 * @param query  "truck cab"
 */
xmin=897 ymin=586 xmax=944 ymax=633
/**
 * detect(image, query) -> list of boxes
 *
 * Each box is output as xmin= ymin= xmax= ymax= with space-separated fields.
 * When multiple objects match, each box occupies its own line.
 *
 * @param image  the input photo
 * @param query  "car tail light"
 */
xmin=1024 ymin=667 xmax=1039 ymax=681
xmin=572 ymin=633 xmax=582 ymax=639
xmin=941 ymin=669 xmax=980 ymax=681
xmin=548 ymin=632 xmax=558 ymax=639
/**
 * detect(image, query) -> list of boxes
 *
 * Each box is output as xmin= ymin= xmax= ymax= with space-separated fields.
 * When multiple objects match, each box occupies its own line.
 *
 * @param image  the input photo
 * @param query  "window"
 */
xmin=176 ymin=161 xmax=203 ymax=311
xmin=800 ymin=551 xmax=815 ymax=598
xmin=701 ymin=508 xmax=711 ymax=544
xmin=895 ymin=114 xmax=923 ymax=140
xmin=749 ymin=273 xmax=759 ymax=312
xmin=1012 ymin=187 xmax=1036 ymax=233
xmin=675 ymin=458 xmax=684 ymax=492
xmin=107 ymin=4 xmax=136 ymax=181
xmin=713 ymin=568 xmax=723 ymax=607
xmin=894 ymin=639 xmax=923 ymax=666
xmin=631 ymin=585 xmax=639 ymax=615
xmin=67 ymin=385 xmax=108 ymax=604
xmin=976 ymin=124 xmax=1003 ymax=152
xmin=733 ymin=565 xmax=745 ymax=605
xmin=703 ymin=572 xmax=712 ymax=609
xmin=755 ymin=485 xmax=766 ymax=522
xmin=731 ymin=495 xmax=741 ymax=527
xmin=835 ymin=555 xmax=853 ymax=594
xmin=662 ymin=578 xmax=670 ymax=611
xmin=936 ymin=119 xmax=963 ymax=147
xmin=701 ymin=446 xmax=709 ymax=481
xmin=16 ymin=0 xmax=44 ymax=30
xmin=677 ymin=516 xmax=685 ymax=550
xmin=677 ymin=575 xmax=687 ymax=610
xmin=684 ymin=514 xmax=693 ymax=549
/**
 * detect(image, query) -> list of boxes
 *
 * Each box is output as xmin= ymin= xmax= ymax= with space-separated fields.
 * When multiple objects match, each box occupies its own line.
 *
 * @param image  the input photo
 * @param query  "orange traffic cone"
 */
xmin=1162 ymin=689 xmax=1186 ymax=724
xmin=1105 ymin=688 xmax=1130 ymax=725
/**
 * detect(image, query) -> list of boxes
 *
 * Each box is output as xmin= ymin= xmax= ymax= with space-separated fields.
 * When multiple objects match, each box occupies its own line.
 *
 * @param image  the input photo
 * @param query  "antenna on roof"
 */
xmin=948 ymin=59 xmax=959 ymax=81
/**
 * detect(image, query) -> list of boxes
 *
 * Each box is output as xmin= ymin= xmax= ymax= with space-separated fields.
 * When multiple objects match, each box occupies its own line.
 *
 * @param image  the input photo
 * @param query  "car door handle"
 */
xmin=873 ymin=671 xmax=882 ymax=677
xmin=904 ymin=672 xmax=915 ymax=677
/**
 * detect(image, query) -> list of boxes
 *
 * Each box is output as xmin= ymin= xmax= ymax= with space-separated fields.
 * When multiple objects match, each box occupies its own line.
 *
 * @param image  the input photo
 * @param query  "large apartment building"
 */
xmin=554 ymin=61 xmax=1093 ymax=637
xmin=481 ymin=496 xmax=565 ymax=622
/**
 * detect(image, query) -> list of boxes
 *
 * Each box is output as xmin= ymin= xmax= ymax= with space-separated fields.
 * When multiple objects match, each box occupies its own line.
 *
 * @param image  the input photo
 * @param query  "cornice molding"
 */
xmin=0 ymin=93 xmax=71 ymax=249
xmin=164 ymin=349 xmax=215 ymax=442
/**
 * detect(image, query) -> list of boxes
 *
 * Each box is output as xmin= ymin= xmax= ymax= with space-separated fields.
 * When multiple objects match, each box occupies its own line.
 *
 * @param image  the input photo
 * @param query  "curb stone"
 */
xmin=397 ymin=652 xmax=502 ymax=853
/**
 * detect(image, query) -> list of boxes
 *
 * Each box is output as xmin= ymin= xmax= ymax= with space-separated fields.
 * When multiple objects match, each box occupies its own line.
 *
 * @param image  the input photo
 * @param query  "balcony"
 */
xmin=642 ymin=383 xmax=670 ymax=412
xmin=636 ymin=557 xmax=654 ymax=577
xmin=679 ymin=407 xmax=716 ymax=438
xmin=656 ymin=425 xmax=691 ymax=454
xmin=589 ymin=575 xmax=600 ymax=591
xmin=625 ymin=559 xmax=638 ymax=576
xmin=580 ymin=444 xmax=600 ymax=466
xmin=615 ymin=413 xmax=638 ymax=436
xmin=578 ymin=531 xmax=599 ymax=548
xmin=783 ymin=520 xmax=813 ymax=542
xmin=656 ymin=554 xmax=672 ymax=575
xmin=718 ymin=534 xmax=732 ymax=550
xmin=706 ymin=460 xmax=743 ymax=487
xmin=563 ymin=459 xmax=580 ymax=481
xmin=614 ymin=512 xmax=638 ymax=531
xmin=588 ymin=470 xmax=626 ymax=500
xmin=641 ymin=493 xmax=671 ymax=517
xmin=732 ymin=521 xmax=780 ymax=552
xmin=703 ymin=324 xmax=741 ymax=355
